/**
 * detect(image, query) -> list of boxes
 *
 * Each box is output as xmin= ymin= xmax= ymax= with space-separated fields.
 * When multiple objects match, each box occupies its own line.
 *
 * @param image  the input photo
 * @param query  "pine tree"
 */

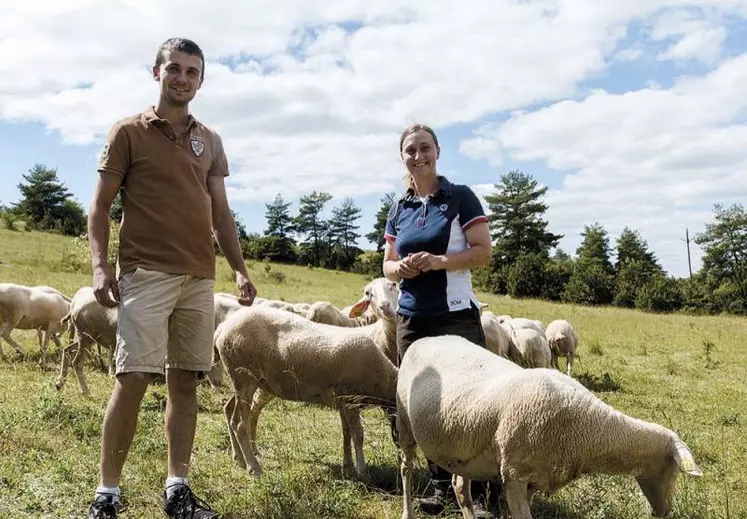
xmin=576 ymin=222 xmax=614 ymax=275
xmin=14 ymin=164 xmax=74 ymax=231
xmin=264 ymin=193 xmax=294 ymax=238
xmin=484 ymin=170 xmax=563 ymax=266
xmin=365 ymin=192 xmax=396 ymax=253
xmin=328 ymin=197 xmax=362 ymax=255
xmin=294 ymin=191 xmax=333 ymax=266
xmin=695 ymin=203 xmax=747 ymax=306
xmin=615 ymin=227 xmax=663 ymax=275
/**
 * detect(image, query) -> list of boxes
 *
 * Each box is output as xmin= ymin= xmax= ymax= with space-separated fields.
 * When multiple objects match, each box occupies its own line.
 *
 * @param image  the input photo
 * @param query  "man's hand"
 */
xmin=93 ymin=264 xmax=120 ymax=308
xmin=236 ymin=271 xmax=257 ymax=306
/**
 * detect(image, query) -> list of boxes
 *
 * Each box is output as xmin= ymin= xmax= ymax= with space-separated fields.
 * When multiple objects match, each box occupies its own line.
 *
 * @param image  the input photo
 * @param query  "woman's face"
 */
xmin=401 ymin=130 xmax=439 ymax=180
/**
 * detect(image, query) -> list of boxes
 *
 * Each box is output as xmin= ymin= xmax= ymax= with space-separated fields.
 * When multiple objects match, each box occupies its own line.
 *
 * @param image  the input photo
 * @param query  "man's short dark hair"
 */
xmin=154 ymin=37 xmax=205 ymax=80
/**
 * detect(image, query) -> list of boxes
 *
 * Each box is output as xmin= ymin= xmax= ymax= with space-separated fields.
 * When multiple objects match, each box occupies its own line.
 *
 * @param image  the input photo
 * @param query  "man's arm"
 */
xmin=89 ymin=174 xmax=122 ymax=307
xmin=207 ymin=175 xmax=257 ymax=305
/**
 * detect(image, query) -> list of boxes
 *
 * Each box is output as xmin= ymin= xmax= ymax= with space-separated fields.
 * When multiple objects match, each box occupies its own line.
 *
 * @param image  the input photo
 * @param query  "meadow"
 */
xmin=0 ymin=225 xmax=745 ymax=518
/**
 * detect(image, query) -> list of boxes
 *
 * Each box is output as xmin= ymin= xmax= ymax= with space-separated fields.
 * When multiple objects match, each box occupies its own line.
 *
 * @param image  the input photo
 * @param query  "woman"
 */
xmin=383 ymin=123 xmax=496 ymax=517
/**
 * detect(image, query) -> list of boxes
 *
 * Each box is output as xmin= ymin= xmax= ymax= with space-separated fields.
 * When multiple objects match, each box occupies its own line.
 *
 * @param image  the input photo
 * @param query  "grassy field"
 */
xmin=0 ymin=225 xmax=745 ymax=519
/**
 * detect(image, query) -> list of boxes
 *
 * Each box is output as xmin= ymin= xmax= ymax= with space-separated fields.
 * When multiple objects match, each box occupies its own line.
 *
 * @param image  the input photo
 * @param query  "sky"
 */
xmin=2 ymin=1 xmax=747 ymax=279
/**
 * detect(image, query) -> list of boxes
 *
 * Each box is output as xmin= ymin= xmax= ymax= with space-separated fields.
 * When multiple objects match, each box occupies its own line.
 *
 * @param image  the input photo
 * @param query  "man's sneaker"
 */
xmin=88 ymin=494 xmax=121 ymax=519
xmin=163 ymin=485 xmax=218 ymax=518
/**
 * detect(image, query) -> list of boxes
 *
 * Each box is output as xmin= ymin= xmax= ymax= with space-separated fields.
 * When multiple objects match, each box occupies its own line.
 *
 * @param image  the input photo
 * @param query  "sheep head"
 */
xmin=348 ymin=278 xmax=399 ymax=320
xmin=636 ymin=438 xmax=702 ymax=517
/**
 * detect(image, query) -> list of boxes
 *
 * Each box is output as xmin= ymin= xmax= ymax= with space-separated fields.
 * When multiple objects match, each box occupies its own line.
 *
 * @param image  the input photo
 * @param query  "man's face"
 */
xmin=152 ymin=49 xmax=203 ymax=107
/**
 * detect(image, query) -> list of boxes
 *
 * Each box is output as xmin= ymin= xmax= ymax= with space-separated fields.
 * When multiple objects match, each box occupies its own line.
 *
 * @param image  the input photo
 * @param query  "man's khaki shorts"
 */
xmin=115 ymin=267 xmax=215 ymax=375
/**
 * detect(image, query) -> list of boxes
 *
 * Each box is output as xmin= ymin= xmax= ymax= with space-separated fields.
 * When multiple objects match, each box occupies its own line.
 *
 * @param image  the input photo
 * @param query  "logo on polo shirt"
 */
xmin=190 ymin=137 xmax=205 ymax=157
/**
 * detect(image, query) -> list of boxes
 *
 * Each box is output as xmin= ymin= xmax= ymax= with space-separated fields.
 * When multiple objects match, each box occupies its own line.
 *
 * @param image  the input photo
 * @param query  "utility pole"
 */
xmin=685 ymin=228 xmax=693 ymax=278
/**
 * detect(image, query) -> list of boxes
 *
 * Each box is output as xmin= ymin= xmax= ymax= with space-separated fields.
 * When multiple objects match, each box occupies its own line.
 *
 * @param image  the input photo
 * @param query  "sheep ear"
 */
xmin=673 ymin=441 xmax=703 ymax=476
xmin=348 ymin=298 xmax=370 ymax=318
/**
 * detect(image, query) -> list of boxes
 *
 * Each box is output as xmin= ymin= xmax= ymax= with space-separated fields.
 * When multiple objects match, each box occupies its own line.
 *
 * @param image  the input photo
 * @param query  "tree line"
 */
xmin=2 ymin=164 xmax=745 ymax=316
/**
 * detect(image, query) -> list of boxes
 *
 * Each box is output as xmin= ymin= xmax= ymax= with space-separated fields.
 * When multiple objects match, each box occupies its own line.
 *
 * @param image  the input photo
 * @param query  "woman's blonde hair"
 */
xmin=399 ymin=123 xmax=440 ymax=192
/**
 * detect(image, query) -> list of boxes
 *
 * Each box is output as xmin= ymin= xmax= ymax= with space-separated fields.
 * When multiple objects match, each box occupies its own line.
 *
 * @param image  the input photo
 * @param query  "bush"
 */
xmin=541 ymin=257 xmax=574 ymax=301
xmin=507 ymin=253 xmax=545 ymax=298
xmin=562 ymin=263 xmax=614 ymax=305
xmin=351 ymin=251 xmax=384 ymax=280
xmin=635 ymin=275 xmax=683 ymax=313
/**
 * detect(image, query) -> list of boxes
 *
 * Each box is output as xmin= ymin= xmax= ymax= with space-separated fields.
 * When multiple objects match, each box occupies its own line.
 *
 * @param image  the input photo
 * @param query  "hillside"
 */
xmin=0 ymin=226 xmax=745 ymax=518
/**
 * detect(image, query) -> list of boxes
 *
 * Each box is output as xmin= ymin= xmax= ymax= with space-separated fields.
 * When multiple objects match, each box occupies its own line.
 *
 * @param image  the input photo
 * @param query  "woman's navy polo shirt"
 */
xmin=384 ymin=176 xmax=489 ymax=317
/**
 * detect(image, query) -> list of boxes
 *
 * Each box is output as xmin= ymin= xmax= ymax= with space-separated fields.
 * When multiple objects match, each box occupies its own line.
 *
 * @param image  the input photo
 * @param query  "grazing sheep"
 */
xmin=498 ymin=320 xmax=551 ymax=369
xmin=545 ymin=319 xmax=579 ymax=376
xmin=55 ymin=287 xmax=117 ymax=395
xmin=258 ymin=298 xmax=309 ymax=316
xmin=57 ymin=289 xmax=237 ymax=395
xmin=0 ymin=283 xmax=70 ymax=364
xmin=499 ymin=316 xmax=546 ymax=339
xmin=480 ymin=311 xmax=510 ymax=358
xmin=206 ymin=292 xmax=246 ymax=389
xmin=307 ymin=301 xmax=378 ymax=328
xmin=397 ymin=334 xmax=703 ymax=519
xmin=215 ymin=277 xmax=400 ymax=481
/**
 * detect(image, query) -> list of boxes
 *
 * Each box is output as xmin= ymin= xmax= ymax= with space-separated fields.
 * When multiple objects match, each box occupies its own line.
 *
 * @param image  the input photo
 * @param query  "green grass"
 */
xmin=0 ymin=225 xmax=745 ymax=518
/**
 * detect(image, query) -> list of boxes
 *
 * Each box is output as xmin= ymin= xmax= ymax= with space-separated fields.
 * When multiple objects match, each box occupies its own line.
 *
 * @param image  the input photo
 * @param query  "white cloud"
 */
xmin=460 ymin=54 xmax=747 ymax=277
xmin=650 ymin=8 xmax=727 ymax=64
xmin=1 ymin=0 xmax=747 ymax=276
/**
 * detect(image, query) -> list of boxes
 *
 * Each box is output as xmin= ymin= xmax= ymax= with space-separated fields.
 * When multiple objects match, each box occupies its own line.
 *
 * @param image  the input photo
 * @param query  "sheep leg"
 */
xmin=397 ymin=407 xmax=417 ymax=519
xmin=55 ymin=337 xmax=80 ymax=392
xmin=38 ymin=327 xmax=52 ymax=367
xmin=231 ymin=384 xmax=263 ymax=476
xmin=340 ymin=405 xmax=369 ymax=482
xmin=72 ymin=336 xmax=93 ymax=396
xmin=222 ymin=394 xmax=245 ymax=469
xmin=566 ymin=353 xmax=574 ymax=377
xmin=550 ymin=353 xmax=559 ymax=370
xmin=0 ymin=319 xmax=24 ymax=357
xmin=452 ymin=474 xmax=476 ymax=519
xmin=338 ymin=407 xmax=354 ymax=478
xmin=248 ymin=389 xmax=274 ymax=458
xmin=504 ymin=479 xmax=533 ymax=519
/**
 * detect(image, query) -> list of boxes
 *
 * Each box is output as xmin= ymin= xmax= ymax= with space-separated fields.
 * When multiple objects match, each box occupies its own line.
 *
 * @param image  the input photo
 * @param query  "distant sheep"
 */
xmin=214 ymin=277 xmax=400 ymax=481
xmin=55 ymin=286 xmax=117 ymax=395
xmin=480 ymin=311 xmax=510 ymax=358
xmin=396 ymin=335 xmax=703 ymax=519
xmin=0 ymin=283 xmax=70 ymax=364
xmin=307 ymin=301 xmax=378 ymax=328
xmin=545 ymin=319 xmax=579 ymax=376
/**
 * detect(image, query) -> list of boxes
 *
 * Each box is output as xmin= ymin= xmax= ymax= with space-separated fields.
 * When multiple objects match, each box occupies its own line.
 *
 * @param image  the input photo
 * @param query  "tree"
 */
xmin=613 ymin=227 xmax=664 ymax=308
xmin=294 ymin=191 xmax=333 ymax=266
xmin=615 ymin=227 xmax=663 ymax=275
xmin=328 ymin=197 xmax=363 ymax=255
xmin=366 ymin=192 xmax=396 ymax=253
xmin=576 ymin=222 xmax=614 ymax=275
xmin=14 ymin=164 xmax=76 ymax=232
xmin=484 ymin=170 xmax=563 ymax=267
xmin=695 ymin=203 xmax=747 ymax=309
xmin=265 ymin=194 xmax=294 ymax=238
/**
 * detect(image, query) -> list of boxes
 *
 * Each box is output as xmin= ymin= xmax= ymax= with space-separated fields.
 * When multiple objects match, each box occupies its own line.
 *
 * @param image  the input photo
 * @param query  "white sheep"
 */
xmin=55 ymin=286 xmax=117 ymax=395
xmin=396 ymin=334 xmax=703 ymax=519
xmin=206 ymin=292 xmax=247 ymax=389
xmin=498 ymin=316 xmax=546 ymax=339
xmin=545 ymin=319 xmax=579 ymax=376
xmin=214 ymin=277 xmax=400 ymax=481
xmin=307 ymin=301 xmax=378 ymax=328
xmin=57 ymin=289 xmax=236 ymax=395
xmin=480 ymin=311 xmax=510 ymax=358
xmin=498 ymin=320 xmax=551 ymax=369
xmin=0 ymin=282 xmax=71 ymax=364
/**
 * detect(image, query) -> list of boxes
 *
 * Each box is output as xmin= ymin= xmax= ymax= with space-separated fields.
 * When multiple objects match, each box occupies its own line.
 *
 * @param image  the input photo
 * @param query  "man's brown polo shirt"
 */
xmin=98 ymin=106 xmax=229 ymax=280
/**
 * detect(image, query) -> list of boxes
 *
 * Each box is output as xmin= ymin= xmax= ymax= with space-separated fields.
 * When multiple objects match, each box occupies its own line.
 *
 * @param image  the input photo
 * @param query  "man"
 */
xmin=87 ymin=37 xmax=256 ymax=519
